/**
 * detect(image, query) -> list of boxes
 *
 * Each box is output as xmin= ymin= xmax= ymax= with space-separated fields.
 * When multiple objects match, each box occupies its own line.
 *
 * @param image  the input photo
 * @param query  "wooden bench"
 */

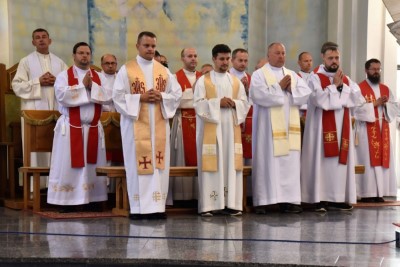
xmin=19 ymin=111 xmax=122 ymax=212
xmin=0 ymin=63 xmax=19 ymax=206
xmin=19 ymin=110 xmax=60 ymax=211
xmin=97 ymin=165 xmax=365 ymax=216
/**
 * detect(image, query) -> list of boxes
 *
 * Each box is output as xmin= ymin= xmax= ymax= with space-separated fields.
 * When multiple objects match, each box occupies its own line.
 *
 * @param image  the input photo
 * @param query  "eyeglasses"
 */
xmin=367 ymin=68 xmax=381 ymax=72
xmin=102 ymin=62 xmax=117 ymax=66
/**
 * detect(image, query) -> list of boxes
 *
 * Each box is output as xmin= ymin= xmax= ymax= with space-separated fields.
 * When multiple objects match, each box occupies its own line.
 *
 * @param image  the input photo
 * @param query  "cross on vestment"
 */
xmin=210 ymin=191 xmax=218 ymax=201
xmin=341 ymin=138 xmax=349 ymax=149
xmin=203 ymin=145 xmax=216 ymax=155
xmin=152 ymin=191 xmax=161 ymax=202
xmin=325 ymin=132 xmax=336 ymax=142
xmin=139 ymin=156 xmax=152 ymax=169
xmin=156 ymin=151 xmax=163 ymax=164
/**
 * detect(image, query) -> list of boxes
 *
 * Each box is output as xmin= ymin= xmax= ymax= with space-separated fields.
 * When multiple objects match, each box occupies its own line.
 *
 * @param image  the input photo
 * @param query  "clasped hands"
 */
xmin=374 ymin=95 xmax=388 ymax=107
xmin=39 ymin=72 xmax=56 ymax=86
xmin=82 ymin=71 xmax=92 ymax=90
xmin=279 ymin=75 xmax=292 ymax=93
xmin=220 ymin=97 xmax=236 ymax=108
xmin=140 ymin=89 xmax=163 ymax=103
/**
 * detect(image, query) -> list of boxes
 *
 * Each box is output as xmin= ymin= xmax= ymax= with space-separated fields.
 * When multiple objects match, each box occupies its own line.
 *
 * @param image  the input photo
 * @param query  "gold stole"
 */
xmin=202 ymin=73 xmax=243 ymax=172
xmin=126 ymin=60 xmax=168 ymax=175
xmin=261 ymin=66 xmax=301 ymax=156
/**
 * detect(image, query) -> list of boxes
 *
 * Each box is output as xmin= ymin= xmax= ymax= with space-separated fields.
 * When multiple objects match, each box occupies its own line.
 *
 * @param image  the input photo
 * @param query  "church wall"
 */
xmin=87 ymin=0 xmax=249 ymax=73
xmin=248 ymin=0 xmax=267 ymax=71
xmin=266 ymin=0 xmax=328 ymax=71
xmin=3 ymin=0 xmax=88 ymax=139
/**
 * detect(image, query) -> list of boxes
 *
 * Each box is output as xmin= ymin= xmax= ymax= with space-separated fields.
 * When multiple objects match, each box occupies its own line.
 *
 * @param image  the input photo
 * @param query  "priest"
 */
xmin=113 ymin=31 xmax=182 ymax=219
xmin=168 ymin=47 xmax=202 ymax=204
xmin=355 ymin=58 xmax=398 ymax=202
xmin=300 ymin=42 xmax=374 ymax=211
xmin=250 ymin=43 xmax=311 ymax=214
xmin=194 ymin=44 xmax=250 ymax=217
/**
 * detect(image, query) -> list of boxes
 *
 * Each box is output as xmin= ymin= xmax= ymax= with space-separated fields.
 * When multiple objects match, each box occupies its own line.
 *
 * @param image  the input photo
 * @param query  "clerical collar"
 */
xmin=137 ymin=55 xmax=153 ymax=65
xmin=229 ymin=67 xmax=245 ymax=78
xmin=269 ymin=65 xmax=283 ymax=71
xmin=102 ymin=71 xmax=116 ymax=78
xmin=321 ymin=68 xmax=336 ymax=78
xmin=213 ymin=70 xmax=228 ymax=78
xmin=183 ymin=68 xmax=196 ymax=75
xmin=299 ymin=70 xmax=311 ymax=75
xmin=35 ymin=51 xmax=50 ymax=56
xmin=73 ymin=65 xmax=90 ymax=75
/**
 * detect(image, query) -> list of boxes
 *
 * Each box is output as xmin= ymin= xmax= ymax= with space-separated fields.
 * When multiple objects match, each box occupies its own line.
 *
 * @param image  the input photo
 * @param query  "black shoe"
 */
xmin=375 ymin=197 xmax=385 ymax=203
xmin=146 ymin=212 xmax=167 ymax=220
xmin=59 ymin=206 xmax=76 ymax=213
xmin=155 ymin=212 xmax=167 ymax=219
xmin=314 ymin=202 xmax=327 ymax=212
xmin=129 ymin=213 xmax=146 ymax=220
xmin=327 ymin=202 xmax=353 ymax=211
xmin=279 ymin=203 xmax=302 ymax=213
xmin=359 ymin=197 xmax=375 ymax=203
xmin=222 ymin=208 xmax=242 ymax=216
xmin=82 ymin=202 xmax=103 ymax=212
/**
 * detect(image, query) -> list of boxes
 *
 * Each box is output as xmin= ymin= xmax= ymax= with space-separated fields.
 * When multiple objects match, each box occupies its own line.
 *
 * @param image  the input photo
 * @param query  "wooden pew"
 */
xmin=97 ymin=165 xmax=365 ymax=216
xmin=0 ymin=63 xmax=20 ymax=207
xmin=96 ymin=166 xmax=254 ymax=216
xmin=19 ymin=110 xmax=60 ymax=211
xmin=19 ymin=111 xmax=122 ymax=212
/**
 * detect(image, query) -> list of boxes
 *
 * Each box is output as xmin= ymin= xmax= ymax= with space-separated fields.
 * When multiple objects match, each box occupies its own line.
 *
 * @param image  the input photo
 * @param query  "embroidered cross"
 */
xmin=156 ymin=151 xmax=163 ymax=164
xmin=341 ymin=138 xmax=349 ymax=150
xmin=139 ymin=156 xmax=152 ymax=169
xmin=204 ymin=145 xmax=215 ymax=155
xmin=224 ymin=187 xmax=228 ymax=197
xmin=71 ymin=90 xmax=79 ymax=100
xmin=210 ymin=191 xmax=218 ymax=201
xmin=133 ymin=194 xmax=140 ymax=201
xmin=325 ymin=132 xmax=336 ymax=142
xmin=152 ymin=191 xmax=161 ymax=202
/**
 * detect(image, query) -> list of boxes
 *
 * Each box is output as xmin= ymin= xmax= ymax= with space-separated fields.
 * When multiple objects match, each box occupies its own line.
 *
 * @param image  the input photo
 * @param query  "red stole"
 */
xmin=67 ymin=67 xmax=102 ymax=168
xmin=241 ymin=72 xmax=252 ymax=159
xmin=358 ymin=80 xmax=390 ymax=168
xmin=317 ymin=73 xmax=350 ymax=165
xmin=175 ymin=69 xmax=202 ymax=166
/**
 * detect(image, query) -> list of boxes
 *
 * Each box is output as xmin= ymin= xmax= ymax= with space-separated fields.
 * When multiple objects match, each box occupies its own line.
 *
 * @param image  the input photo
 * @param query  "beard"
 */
xmin=367 ymin=73 xmax=380 ymax=84
xmin=324 ymin=64 xmax=339 ymax=73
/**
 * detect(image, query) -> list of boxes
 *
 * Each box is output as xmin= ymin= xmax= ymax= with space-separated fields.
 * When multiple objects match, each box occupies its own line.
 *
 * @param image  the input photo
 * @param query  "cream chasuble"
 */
xmin=126 ymin=60 xmax=168 ymax=175
xmin=261 ymin=66 xmax=301 ymax=156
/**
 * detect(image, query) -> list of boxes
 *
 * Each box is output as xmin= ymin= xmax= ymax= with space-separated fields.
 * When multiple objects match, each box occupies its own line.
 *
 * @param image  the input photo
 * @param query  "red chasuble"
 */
xmin=175 ymin=69 xmax=202 ymax=166
xmin=358 ymin=80 xmax=390 ymax=168
xmin=67 ymin=67 xmax=102 ymax=168
xmin=317 ymin=73 xmax=350 ymax=165
xmin=241 ymin=72 xmax=252 ymax=159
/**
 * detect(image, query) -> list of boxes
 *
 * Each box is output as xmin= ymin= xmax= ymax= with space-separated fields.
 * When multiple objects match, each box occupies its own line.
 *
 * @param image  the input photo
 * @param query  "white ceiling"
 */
xmin=383 ymin=0 xmax=400 ymax=21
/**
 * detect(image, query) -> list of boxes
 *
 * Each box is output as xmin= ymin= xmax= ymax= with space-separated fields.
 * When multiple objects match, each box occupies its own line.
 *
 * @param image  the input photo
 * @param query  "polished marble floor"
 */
xmin=1 ymin=204 xmax=400 ymax=267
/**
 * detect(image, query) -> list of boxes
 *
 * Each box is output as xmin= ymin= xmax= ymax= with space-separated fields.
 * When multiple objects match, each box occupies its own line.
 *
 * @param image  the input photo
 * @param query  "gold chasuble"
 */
xmin=126 ymin=60 xmax=168 ymax=175
xmin=202 ymin=73 xmax=243 ymax=172
xmin=261 ymin=66 xmax=301 ymax=156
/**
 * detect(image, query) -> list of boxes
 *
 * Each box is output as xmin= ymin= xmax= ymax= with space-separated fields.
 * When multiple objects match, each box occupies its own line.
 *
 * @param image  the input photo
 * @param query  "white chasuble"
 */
xmin=194 ymin=71 xmax=250 ymax=213
xmin=250 ymin=63 xmax=311 ymax=206
xmin=47 ymin=66 xmax=111 ymax=205
xmin=300 ymin=66 xmax=373 ymax=204
xmin=354 ymin=80 xmax=398 ymax=198
xmin=113 ymin=55 xmax=181 ymax=214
